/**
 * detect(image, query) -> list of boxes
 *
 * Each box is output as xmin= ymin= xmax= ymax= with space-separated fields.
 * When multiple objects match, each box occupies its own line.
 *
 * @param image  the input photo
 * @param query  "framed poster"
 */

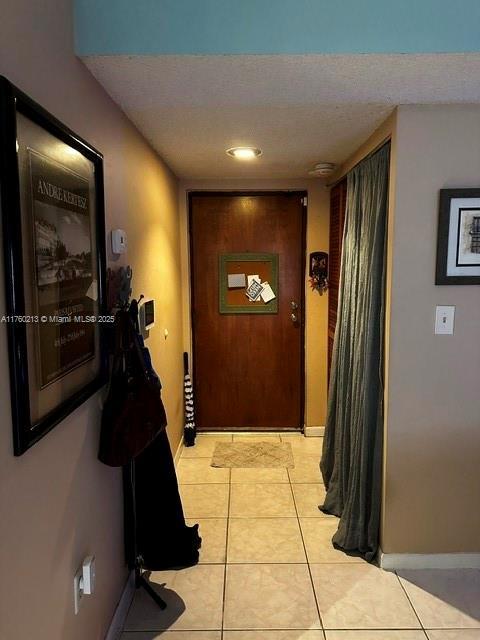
xmin=0 ymin=76 xmax=108 ymax=455
xmin=436 ymin=188 xmax=480 ymax=285
xmin=219 ymin=252 xmax=279 ymax=314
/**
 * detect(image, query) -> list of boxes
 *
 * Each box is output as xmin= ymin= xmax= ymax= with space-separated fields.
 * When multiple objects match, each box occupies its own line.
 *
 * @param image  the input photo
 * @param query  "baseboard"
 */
xmin=174 ymin=435 xmax=184 ymax=467
xmin=379 ymin=550 xmax=480 ymax=570
xmin=104 ymin=571 xmax=135 ymax=640
xmin=304 ymin=425 xmax=325 ymax=437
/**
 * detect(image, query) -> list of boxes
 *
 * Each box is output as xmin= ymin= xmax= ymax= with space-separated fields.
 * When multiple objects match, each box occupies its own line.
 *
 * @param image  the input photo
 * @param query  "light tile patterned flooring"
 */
xmin=122 ymin=433 xmax=480 ymax=639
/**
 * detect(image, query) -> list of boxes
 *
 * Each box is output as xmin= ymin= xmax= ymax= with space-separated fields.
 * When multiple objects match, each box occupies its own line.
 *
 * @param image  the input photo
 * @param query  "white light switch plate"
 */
xmin=435 ymin=305 xmax=455 ymax=335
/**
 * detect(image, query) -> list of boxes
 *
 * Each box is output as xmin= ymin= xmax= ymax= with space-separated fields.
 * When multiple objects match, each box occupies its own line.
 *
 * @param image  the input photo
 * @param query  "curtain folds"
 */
xmin=320 ymin=143 xmax=390 ymax=561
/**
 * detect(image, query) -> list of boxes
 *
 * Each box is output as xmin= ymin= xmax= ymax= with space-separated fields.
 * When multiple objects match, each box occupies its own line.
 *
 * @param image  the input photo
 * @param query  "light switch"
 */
xmin=435 ymin=305 xmax=455 ymax=335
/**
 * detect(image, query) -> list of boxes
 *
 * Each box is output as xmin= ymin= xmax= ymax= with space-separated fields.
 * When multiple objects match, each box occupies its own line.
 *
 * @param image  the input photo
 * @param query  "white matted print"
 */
xmin=457 ymin=208 xmax=480 ymax=266
xmin=447 ymin=198 xmax=480 ymax=277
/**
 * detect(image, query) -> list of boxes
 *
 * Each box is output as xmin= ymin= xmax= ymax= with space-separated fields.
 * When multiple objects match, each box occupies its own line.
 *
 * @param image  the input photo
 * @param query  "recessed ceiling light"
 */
xmin=226 ymin=146 xmax=262 ymax=160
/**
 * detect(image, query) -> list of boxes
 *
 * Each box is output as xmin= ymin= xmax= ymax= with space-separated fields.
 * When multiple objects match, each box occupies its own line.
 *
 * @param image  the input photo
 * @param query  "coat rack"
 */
xmin=103 ymin=270 xmax=167 ymax=610
xmin=101 ymin=267 xmax=200 ymax=609
xmin=124 ymin=297 xmax=167 ymax=610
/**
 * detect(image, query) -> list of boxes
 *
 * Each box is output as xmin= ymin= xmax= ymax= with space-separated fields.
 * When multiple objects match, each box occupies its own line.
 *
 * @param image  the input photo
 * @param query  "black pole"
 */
xmin=128 ymin=455 xmax=166 ymax=609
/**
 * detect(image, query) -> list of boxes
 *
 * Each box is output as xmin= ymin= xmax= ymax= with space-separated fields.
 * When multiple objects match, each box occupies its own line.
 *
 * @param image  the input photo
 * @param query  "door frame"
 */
xmin=188 ymin=190 xmax=308 ymax=432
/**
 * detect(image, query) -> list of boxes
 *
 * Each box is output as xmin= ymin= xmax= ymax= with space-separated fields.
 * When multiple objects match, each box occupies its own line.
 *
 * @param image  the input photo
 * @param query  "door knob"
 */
xmin=291 ymin=312 xmax=298 ymax=323
xmin=290 ymin=301 xmax=298 ymax=310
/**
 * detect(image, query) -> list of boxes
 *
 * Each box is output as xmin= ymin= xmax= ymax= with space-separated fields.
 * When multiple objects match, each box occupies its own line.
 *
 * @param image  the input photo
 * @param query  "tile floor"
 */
xmin=122 ymin=433 xmax=480 ymax=639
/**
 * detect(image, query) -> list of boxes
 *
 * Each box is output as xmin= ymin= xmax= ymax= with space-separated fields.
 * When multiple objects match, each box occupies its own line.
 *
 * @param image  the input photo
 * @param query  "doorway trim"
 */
xmin=187 ymin=190 xmax=307 ymax=432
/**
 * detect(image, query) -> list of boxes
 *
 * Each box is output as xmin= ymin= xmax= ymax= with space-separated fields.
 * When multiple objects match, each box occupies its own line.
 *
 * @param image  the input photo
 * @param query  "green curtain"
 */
xmin=320 ymin=143 xmax=390 ymax=561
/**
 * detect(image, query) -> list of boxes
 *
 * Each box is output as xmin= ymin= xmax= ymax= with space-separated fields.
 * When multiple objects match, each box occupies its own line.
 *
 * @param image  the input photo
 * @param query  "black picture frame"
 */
xmin=309 ymin=251 xmax=328 ymax=278
xmin=436 ymin=188 xmax=480 ymax=285
xmin=0 ymin=76 xmax=108 ymax=455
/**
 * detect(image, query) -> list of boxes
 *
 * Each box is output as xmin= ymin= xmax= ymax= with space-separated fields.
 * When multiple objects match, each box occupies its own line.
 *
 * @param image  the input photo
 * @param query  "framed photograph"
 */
xmin=308 ymin=251 xmax=329 ymax=295
xmin=219 ymin=252 xmax=279 ymax=314
xmin=0 ymin=76 xmax=107 ymax=455
xmin=436 ymin=188 xmax=480 ymax=285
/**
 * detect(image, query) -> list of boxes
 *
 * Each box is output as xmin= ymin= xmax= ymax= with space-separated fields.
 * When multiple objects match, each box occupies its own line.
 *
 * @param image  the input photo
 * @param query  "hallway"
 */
xmin=2 ymin=3 xmax=480 ymax=639
xmin=121 ymin=434 xmax=480 ymax=638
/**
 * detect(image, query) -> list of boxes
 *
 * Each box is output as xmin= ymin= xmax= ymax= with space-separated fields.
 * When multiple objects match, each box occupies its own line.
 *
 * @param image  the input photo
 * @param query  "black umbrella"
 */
xmin=183 ymin=352 xmax=196 ymax=446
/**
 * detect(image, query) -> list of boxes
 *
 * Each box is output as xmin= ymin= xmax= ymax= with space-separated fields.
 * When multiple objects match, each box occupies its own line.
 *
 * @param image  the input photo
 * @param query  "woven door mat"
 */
xmin=211 ymin=441 xmax=294 ymax=468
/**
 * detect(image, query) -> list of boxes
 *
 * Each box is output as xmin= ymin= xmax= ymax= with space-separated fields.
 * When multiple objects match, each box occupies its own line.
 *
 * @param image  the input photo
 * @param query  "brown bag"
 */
xmin=98 ymin=311 xmax=167 ymax=467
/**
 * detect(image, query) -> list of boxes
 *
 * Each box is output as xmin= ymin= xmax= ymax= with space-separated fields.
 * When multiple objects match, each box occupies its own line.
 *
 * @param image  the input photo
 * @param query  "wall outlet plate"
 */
xmin=74 ymin=567 xmax=84 ymax=615
xmin=82 ymin=555 xmax=96 ymax=595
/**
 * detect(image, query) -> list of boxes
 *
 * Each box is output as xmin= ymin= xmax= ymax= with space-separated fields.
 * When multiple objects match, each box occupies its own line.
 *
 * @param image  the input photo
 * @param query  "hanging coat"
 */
xmin=98 ymin=310 xmax=167 ymax=466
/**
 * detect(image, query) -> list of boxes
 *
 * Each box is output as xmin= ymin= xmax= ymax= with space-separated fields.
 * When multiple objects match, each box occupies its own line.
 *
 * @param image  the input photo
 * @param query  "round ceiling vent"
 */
xmin=308 ymin=162 xmax=336 ymax=177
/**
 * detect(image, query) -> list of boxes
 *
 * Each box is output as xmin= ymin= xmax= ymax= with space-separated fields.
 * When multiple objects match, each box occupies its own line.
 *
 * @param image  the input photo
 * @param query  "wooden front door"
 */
xmin=189 ymin=192 xmax=306 ymax=431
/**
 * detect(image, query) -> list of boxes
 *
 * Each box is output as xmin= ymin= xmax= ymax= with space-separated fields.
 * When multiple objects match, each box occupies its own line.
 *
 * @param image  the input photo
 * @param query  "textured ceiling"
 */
xmin=83 ymin=54 xmax=480 ymax=178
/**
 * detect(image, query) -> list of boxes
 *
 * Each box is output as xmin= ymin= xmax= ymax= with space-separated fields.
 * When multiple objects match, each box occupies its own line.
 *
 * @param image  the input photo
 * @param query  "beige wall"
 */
xmin=179 ymin=178 xmax=330 ymax=428
xmin=382 ymin=105 xmax=480 ymax=553
xmin=0 ymin=2 xmax=183 ymax=639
